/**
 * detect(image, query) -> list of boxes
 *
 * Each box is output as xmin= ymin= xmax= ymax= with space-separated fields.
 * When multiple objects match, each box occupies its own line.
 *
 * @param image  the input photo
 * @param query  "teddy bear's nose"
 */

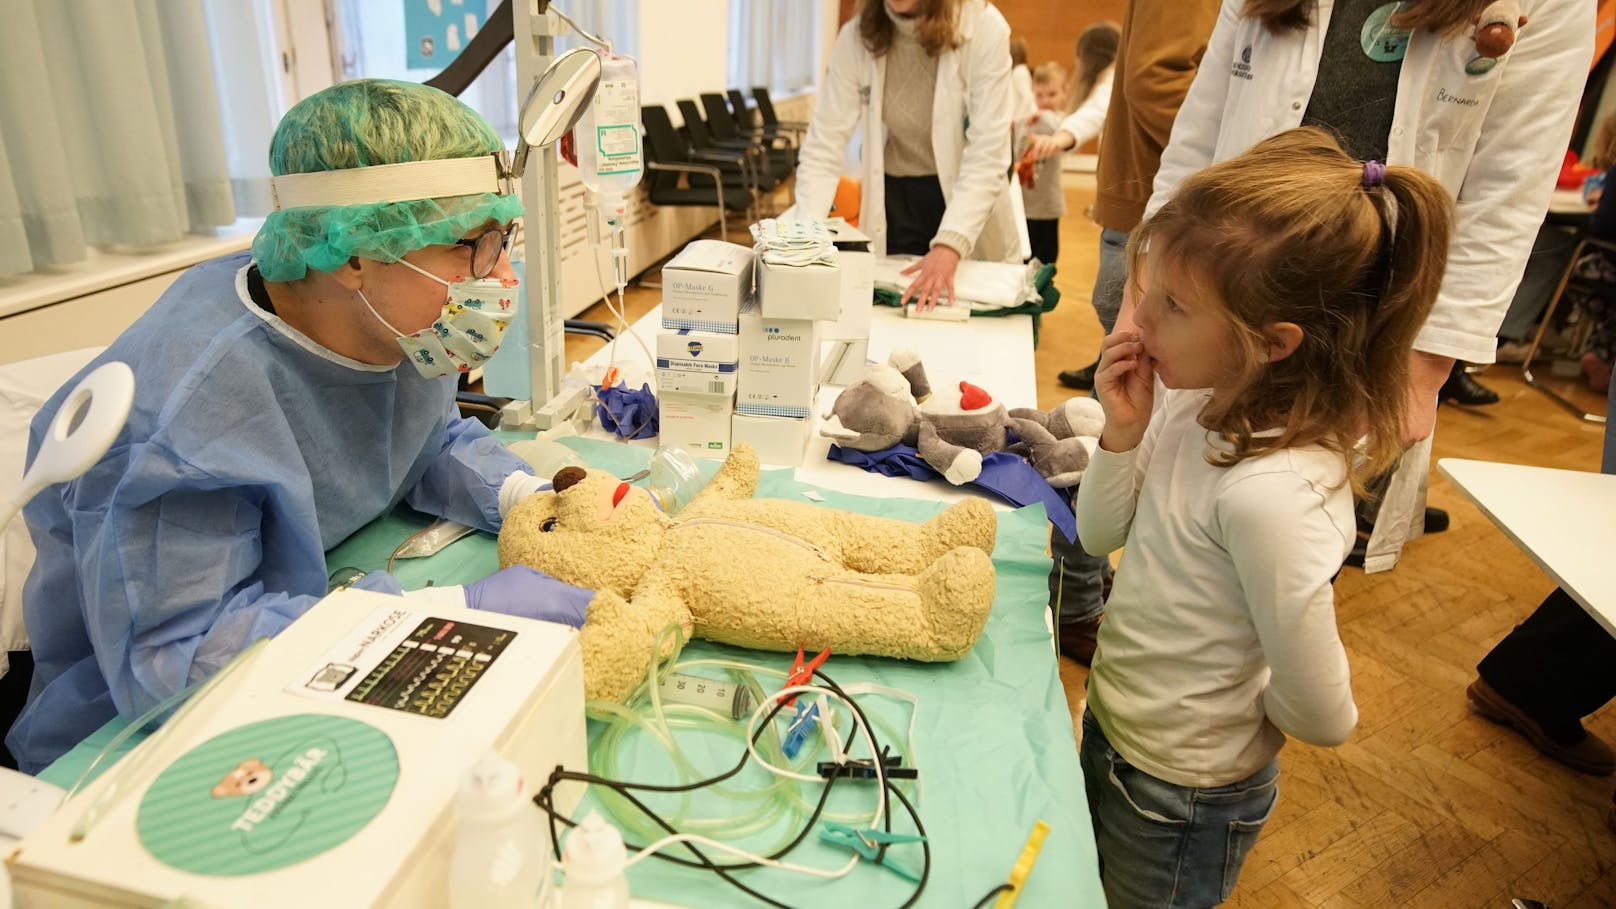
xmin=552 ymin=466 xmax=587 ymax=493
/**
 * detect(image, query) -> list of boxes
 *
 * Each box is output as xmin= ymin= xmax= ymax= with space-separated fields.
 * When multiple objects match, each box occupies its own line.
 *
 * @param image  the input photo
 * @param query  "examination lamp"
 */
xmin=509 ymin=47 xmax=602 ymax=182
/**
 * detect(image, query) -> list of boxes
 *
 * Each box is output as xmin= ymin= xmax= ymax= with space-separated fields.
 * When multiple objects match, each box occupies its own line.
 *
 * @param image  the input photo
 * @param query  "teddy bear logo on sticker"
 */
xmin=211 ymin=758 xmax=273 ymax=799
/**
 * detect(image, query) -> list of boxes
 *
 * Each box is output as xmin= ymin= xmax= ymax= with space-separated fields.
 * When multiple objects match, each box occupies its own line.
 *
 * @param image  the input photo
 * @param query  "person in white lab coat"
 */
xmin=1127 ymin=0 xmax=1593 ymax=572
xmin=792 ymin=0 xmax=1021 ymax=310
xmin=1009 ymin=35 xmax=1039 ymax=122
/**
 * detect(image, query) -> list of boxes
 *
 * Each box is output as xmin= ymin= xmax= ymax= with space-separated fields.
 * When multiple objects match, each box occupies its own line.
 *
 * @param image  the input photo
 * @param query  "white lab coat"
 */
xmin=1149 ymin=0 xmax=1593 ymax=366
xmin=1059 ymin=64 xmax=1114 ymax=149
xmin=1145 ymin=0 xmax=1592 ymax=574
xmin=793 ymin=0 xmax=1026 ymax=262
xmin=1010 ymin=63 xmax=1038 ymax=121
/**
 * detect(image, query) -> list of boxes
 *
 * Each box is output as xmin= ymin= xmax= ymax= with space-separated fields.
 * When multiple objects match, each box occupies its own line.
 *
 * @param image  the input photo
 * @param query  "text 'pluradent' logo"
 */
xmin=763 ymin=326 xmax=801 ymax=342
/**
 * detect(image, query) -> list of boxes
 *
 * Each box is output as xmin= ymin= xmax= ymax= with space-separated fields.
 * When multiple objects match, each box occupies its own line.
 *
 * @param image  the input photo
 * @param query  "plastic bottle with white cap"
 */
xmin=448 ymin=751 xmax=552 ymax=909
xmin=560 ymin=810 xmax=631 ymax=909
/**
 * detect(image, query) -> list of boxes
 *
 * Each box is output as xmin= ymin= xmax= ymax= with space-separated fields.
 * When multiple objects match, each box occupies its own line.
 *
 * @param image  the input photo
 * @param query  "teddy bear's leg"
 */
xmin=915 ymin=546 xmax=997 ymax=659
xmin=577 ymin=588 xmax=693 ymax=703
xmin=825 ymin=497 xmax=996 ymax=575
xmin=688 ymin=444 xmax=760 ymax=508
xmin=787 ymin=547 xmax=995 ymax=660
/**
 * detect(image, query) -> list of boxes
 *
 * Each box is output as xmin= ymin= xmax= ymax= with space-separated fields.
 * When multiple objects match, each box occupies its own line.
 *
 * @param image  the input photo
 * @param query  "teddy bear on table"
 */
xmin=497 ymin=444 xmax=998 ymax=703
xmin=820 ymin=350 xmax=1104 ymax=488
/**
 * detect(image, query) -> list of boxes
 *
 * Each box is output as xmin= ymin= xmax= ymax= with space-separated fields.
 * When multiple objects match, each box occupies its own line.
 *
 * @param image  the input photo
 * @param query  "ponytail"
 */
xmin=1357 ymin=166 xmax=1453 ymax=479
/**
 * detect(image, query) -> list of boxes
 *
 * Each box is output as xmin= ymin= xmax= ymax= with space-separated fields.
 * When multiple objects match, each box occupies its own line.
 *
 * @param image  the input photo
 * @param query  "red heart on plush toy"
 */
xmin=959 ymin=381 xmax=993 ymax=411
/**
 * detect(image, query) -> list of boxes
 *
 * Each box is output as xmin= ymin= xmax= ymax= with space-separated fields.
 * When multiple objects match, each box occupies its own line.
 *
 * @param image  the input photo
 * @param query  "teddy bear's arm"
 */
xmin=689 ymin=444 xmax=760 ymax=506
xmin=577 ymin=583 xmax=695 ymax=702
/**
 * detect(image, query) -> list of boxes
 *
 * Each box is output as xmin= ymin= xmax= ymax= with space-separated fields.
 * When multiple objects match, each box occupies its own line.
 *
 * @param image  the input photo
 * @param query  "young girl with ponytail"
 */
xmin=1074 ymin=127 xmax=1454 ymax=908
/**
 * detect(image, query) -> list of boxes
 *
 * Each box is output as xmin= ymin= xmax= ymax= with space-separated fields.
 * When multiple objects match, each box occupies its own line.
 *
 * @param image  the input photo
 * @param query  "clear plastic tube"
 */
xmin=578 ymin=635 xmax=924 ymax=852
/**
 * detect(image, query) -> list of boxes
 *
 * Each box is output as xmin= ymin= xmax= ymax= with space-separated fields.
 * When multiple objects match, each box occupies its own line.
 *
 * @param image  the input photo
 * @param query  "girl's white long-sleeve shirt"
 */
xmin=1075 ymin=389 xmax=1358 ymax=788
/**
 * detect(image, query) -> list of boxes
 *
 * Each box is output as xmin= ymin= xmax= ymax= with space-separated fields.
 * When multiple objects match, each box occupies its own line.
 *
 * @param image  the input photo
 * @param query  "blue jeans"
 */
xmin=1080 ymin=710 xmax=1278 ymax=908
xmin=1050 ymin=522 xmax=1109 ymax=624
xmin=1092 ymin=228 xmax=1130 ymax=334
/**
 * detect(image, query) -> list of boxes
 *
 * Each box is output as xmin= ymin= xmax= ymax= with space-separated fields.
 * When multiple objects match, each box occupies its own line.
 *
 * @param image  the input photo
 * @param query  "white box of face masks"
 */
xmin=758 ymin=258 xmax=841 ymax=322
xmin=737 ymin=301 xmax=822 ymax=418
xmin=731 ymin=412 xmax=814 ymax=467
xmin=661 ymin=240 xmax=755 ymax=333
xmin=659 ymin=391 xmax=733 ymax=456
xmin=657 ymin=328 xmax=740 ymax=396
xmin=823 ymin=220 xmax=876 ymax=385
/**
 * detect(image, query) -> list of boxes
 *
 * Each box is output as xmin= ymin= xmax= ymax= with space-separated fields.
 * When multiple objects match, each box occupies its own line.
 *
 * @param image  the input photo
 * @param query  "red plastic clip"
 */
xmin=782 ymin=646 xmax=831 ymax=707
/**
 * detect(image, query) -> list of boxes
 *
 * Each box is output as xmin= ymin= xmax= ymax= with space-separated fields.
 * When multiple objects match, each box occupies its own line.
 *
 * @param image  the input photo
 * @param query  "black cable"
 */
xmin=533 ymin=669 xmax=930 ymax=909
xmin=969 ymin=884 xmax=1015 ymax=909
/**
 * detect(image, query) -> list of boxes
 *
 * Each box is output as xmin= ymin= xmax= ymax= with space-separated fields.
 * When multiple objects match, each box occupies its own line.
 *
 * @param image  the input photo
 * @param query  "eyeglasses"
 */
xmin=453 ymin=224 xmax=515 ymax=279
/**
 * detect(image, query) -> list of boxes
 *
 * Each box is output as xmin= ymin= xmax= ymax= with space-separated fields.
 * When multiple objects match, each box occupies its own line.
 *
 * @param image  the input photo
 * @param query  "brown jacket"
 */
xmin=1092 ymin=0 xmax=1221 ymax=233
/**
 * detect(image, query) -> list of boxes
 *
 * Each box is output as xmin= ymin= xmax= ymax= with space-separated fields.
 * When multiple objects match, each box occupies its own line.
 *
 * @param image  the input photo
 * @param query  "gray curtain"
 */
xmin=0 ymin=0 xmax=236 ymax=277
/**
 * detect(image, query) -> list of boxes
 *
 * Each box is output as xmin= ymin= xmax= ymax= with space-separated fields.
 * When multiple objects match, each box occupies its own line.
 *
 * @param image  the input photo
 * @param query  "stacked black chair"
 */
xmin=640 ymin=104 xmax=756 ymax=240
xmin=676 ymin=98 xmax=778 ymax=219
xmin=751 ymin=86 xmax=811 ymax=136
xmin=701 ymin=92 xmax=796 ymax=179
xmin=729 ymin=88 xmax=804 ymax=149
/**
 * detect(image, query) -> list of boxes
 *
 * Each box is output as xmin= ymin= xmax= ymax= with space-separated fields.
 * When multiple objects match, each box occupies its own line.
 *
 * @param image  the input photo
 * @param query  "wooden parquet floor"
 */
xmin=568 ymin=176 xmax=1614 ymax=907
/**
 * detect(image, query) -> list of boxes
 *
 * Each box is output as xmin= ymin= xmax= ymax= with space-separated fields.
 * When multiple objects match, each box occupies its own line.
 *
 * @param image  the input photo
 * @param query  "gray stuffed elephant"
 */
xmin=821 ymin=350 xmax=1103 ymax=487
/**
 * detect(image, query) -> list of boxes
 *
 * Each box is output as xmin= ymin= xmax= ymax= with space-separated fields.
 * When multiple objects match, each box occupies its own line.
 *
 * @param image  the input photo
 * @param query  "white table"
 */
xmin=1436 ymin=458 xmax=1616 ymax=637
xmin=582 ymin=303 xmax=1037 ymax=505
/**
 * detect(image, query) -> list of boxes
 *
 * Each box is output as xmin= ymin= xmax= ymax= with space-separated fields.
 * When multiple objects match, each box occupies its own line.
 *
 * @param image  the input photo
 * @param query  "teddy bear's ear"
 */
xmin=553 ymin=466 xmax=587 ymax=492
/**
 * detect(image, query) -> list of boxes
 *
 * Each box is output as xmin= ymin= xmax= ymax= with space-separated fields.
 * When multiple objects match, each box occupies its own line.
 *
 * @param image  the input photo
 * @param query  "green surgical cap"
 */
xmin=252 ymin=79 xmax=524 ymax=281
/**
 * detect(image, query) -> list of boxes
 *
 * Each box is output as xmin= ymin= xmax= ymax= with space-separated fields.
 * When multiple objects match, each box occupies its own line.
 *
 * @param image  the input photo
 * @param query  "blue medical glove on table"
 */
xmin=462 ymin=565 xmax=592 ymax=627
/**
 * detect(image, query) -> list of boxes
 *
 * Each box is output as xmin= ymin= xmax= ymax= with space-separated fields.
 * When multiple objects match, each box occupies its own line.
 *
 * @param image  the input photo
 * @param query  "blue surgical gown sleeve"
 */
xmin=404 ymin=396 xmax=534 ymax=533
xmin=64 ymin=460 xmax=321 ymax=720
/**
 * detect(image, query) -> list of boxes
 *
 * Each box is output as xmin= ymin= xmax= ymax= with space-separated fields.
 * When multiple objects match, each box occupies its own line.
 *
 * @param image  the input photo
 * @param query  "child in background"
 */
xmin=1074 ymin=127 xmax=1453 ymax=908
xmin=1016 ymin=63 xmax=1068 ymax=266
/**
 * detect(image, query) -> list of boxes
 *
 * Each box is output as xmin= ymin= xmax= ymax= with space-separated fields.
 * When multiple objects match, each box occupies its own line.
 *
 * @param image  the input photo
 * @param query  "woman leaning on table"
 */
xmin=790 ymin=0 xmax=1023 ymax=311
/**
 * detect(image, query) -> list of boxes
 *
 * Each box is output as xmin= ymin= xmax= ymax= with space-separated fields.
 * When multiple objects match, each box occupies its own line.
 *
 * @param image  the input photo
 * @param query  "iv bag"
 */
xmin=574 ymin=53 xmax=643 ymax=222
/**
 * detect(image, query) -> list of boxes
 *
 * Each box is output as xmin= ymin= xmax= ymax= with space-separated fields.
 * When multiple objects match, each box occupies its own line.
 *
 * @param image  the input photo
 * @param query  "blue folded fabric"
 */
xmin=827 ymin=443 xmax=1076 ymax=542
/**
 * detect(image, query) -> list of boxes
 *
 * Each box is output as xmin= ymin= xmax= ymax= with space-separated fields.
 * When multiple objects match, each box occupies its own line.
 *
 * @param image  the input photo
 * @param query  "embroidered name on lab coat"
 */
xmin=1232 ymin=45 xmax=1254 ymax=81
xmin=1435 ymin=87 xmax=1480 ymax=107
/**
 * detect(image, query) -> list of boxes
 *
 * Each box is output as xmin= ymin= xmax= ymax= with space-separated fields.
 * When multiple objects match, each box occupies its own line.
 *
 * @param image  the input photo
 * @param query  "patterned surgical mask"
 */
xmin=360 ymin=258 xmax=519 ymax=378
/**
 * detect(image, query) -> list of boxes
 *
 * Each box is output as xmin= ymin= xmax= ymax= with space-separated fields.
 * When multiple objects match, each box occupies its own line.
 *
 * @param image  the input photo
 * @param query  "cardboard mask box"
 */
xmin=661 ymin=240 xmax=755 ymax=333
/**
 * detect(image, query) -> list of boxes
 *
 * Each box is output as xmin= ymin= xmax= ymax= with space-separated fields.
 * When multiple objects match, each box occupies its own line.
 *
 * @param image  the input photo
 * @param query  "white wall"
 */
xmin=638 ymin=0 xmax=729 ymax=115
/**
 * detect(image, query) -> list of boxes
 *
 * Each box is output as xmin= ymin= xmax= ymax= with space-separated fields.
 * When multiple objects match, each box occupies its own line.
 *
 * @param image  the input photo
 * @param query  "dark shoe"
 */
xmin=1058 ymin=361 xmax=1098 ymax=390
xmin=1440 ymin=363 xmax=1500 ymax=406
xmin=1058 ymin=614 xmax=1103 ymax=666
xmin=1423 ymin=506 xmax=1449 ymax=534
xmin=1355 ymin=506 xmax=1449 ymax=537
xmin=1466 ymin=677 xmax=1616 ymax=775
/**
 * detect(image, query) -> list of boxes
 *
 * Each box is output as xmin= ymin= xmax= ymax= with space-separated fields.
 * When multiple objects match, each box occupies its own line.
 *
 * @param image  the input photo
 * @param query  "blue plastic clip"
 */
xmin=781 ymin=700 xmax=821 ymax=759
xmin=820 ymin=821 xmax=927 ymax=882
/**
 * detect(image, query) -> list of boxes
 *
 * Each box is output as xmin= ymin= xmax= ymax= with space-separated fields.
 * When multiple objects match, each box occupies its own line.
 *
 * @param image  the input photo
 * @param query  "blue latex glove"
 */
xmin=596 ymin=382 xmax=659 ymax=440
xmin=462 ymin=565 xmax=593 ymax=627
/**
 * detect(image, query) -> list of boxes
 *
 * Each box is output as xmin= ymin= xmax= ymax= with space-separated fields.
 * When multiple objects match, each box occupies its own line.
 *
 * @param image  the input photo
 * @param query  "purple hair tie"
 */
xmin=1362 ymin=160 xmax=1387 ymax=188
